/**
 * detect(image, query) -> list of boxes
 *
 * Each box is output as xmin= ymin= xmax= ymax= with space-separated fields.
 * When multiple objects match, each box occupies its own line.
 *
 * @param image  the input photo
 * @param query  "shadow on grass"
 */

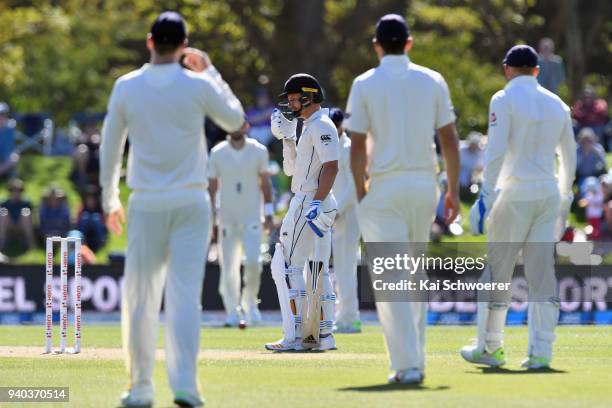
xmin=468 ymin=366 xmax=567 ymax=374
xmin=339 ymin=384 xmax=450 ymax=392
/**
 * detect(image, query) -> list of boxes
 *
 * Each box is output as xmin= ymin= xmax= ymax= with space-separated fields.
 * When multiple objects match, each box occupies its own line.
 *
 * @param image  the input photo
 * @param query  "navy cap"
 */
xmin=503 ymin=45 xmax=538 ymax=67
xmin=375 ymin=14 xmax=409 ymax=44
xmin=329 ymin=108 xmax=350 ymax=126
xmin=151 ymin=11 xmax=187 ymax=45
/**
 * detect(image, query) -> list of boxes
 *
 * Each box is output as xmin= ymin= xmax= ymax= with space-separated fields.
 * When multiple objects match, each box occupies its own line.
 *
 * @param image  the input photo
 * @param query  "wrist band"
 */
xmin=264 ymin=203 xmax=274 ymax=216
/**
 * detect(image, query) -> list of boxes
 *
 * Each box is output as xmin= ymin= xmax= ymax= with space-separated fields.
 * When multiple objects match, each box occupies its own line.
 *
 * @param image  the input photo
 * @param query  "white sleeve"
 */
xmin=556 ymin=109 xmax=577 ymax=195
xmin=435 ymin=74 xmax=456 ymax=129
xmin=482 ymin=92 xmax=510 ymax=195
xmin=200 ymin=65 xmax=245 ymax=133
xmin=99 ymin=80 xmax=129 ymax=214
xmin=344 ymin=79 xmax=369 ymax=134
xmin=208 ymin=149 xmax=219 ymax=179
xmin=314 ymin=124 xmax=339 ymax=164
xmin=282 ymin=139 xmax=297 ymax=176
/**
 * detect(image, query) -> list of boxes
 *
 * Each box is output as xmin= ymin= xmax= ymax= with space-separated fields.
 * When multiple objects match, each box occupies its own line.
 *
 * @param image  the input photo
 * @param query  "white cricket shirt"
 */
xmin=289 ymin=108 xmax=339 ymax=193
xmin=483 ymin=76 xmax=576 ymax=201
xmin=100 ymin=63 xmax=244 ymax=213
xmin=344 ymin=54 xmax=456 ymax=177
xmin=208 ymin=138 xmax=269 ymax=225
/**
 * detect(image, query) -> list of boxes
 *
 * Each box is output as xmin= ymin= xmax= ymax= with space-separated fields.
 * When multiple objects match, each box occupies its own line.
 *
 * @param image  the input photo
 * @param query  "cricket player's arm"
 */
xmin=207 ymin=177 xmax=219 ymax=241
xmin=434 ymin=73 xmax=461 ymax=223
xmin=345 ymin=78 xmax=370 ymax=201
xmin=99 ymin=80 xmax=129 ymax=235
xmin=482 ymin=92 xmax=511 ymax=200
xmin=282 ymin=139 xmax=297 ymax=176
xmin=258 ymin=148 xmax=274 ymax=234
xmin=313 ymin=124 xmax=340 ymax=202
xmin=349 ymin=132 xmax=368 ymax=201
xmin=438 ymin=123 xmax=461 ymax=223
xmin=556 ymin=110 xmax=577 ymax=195
xmin=313 ymin=161 xmax=339 ymax=202
xmin=186 ymin=48 xmax=246 ymax=134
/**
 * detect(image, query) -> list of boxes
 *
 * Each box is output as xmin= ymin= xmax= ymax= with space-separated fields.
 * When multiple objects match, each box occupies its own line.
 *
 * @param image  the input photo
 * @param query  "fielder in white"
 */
xmin=264 ymin=73 xmax=340 ymax=352
xmin=346 ymin=14 xmax=460 ymax=384
xmin=100 ymin=12 xmax=245 ymax=408
xmin=208 ymin=128 xmax=274 ymax=326
xmin=328 ymin=108 xmax=362 ymax=333
xmin=463 ymin=45 xmax=577 ymax=369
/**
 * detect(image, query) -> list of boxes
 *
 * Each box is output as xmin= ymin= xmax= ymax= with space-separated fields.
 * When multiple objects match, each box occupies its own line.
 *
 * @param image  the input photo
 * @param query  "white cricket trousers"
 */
xmin=357 ymin=170 xmax=438 ymax=371
xmin=477 ymin=192 xmax=560 ymax=360
xmin=218 ymin=223 xmax=262 ymax=314
xmin=122 ymin=188 xmax=211 ymax=397
xmin=332 ymin=204 xmax=361 ymax=324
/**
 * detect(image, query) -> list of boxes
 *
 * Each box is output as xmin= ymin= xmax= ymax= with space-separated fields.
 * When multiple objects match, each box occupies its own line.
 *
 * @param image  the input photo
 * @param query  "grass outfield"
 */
xmin=0 ymin=325 xmax=611 ymax=407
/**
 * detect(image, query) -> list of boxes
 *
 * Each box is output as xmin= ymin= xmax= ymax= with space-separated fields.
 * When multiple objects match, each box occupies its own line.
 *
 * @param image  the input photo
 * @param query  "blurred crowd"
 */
xmin=0 ymin=36 xmax=610 ymax=262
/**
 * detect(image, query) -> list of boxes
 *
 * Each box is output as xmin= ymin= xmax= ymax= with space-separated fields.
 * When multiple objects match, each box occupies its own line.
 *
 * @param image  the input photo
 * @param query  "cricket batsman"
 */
xmin=462 ymin=45 xmax=577 ymax=369
xmin=100 ymin=12 xmax=245 ymax=407
xmin=328 ymin=108 xmax=362 ymax=333
xmin=208 ymin=125 xmax=274 ymax=327
xmin=345 ymin=14 xmax=461 ymax=384
xmin=264 ymin=74 xmax=340 ymax=351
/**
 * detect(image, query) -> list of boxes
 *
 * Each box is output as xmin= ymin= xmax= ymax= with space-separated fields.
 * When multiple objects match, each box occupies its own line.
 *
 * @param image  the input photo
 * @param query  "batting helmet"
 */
xmin=278 ymin=73 xmax=324 ymax=118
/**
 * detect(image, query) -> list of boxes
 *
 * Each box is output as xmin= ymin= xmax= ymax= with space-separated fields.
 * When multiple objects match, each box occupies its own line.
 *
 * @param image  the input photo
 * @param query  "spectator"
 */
xmin=73 ymin=123 xmax=101 ymax=189
xmin=39 ymin=185 xmax=71 ymax=238
xmin=572 ymin=86 xmax=610 ymax=145
xmin=246 ymin=88 xmax=275 ymax=146
xmin=0 ymin=178 xmax=34 ymax=250
xmin=576 ymin=127 xmax=607 ymax=190
xmin=537 ymin=38 xmax=565 ymax=94
xmin=459 ymin=131 xmax=484 ymax=199
xmin=76 ymin=186 xmax=107 ymax=252
xmin=0 ymin=102 xmax=19 ymax=179
xmin=578 ymin=177 xmax=604 ymax=240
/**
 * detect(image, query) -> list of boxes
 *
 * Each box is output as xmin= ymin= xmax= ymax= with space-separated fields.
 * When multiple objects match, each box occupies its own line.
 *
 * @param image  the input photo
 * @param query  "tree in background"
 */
xmin=0 ymin=0 xmax=609 ymax=135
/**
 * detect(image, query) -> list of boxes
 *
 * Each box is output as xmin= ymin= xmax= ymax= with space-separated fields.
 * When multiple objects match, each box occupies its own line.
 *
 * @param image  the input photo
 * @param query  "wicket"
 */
xmin=45 ymin=236 xmax=82 ymax=354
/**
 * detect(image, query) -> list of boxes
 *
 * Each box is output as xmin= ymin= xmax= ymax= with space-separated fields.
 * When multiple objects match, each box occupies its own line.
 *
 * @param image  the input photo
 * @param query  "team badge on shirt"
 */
xmin=320 ymin=134 xmax=332 ymax=145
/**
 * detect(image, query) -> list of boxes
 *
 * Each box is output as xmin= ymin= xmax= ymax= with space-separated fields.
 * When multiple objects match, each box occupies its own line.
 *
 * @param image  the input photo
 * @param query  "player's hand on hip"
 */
xmin=271 ymin=109 xmax=297 ymax=141
xmin=105 ymin=205 xmax=126 ymax=236
xmin=181 ymin=47 xmax=211 ymax=72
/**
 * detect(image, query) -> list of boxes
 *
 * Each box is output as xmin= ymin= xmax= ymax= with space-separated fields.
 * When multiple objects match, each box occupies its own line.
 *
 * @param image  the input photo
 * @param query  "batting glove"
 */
xmin=305 ymin=200 xmax=332 ymax=237
xmin=271 ymin=109 xmax=297 ymax=141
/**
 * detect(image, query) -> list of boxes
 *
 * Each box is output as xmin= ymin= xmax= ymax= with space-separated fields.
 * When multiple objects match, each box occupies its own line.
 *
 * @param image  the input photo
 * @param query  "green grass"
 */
xmin=0 ymin=325 xmax=611 ymax=407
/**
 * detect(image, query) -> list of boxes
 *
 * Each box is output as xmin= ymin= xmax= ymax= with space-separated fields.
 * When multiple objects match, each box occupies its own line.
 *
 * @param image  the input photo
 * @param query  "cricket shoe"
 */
xmin=224 ymin=311 xmax=242 ymax=327
xmin=315 ymin=334 xmax=337 ymax=350
xmin=120 ymin=386 xmax=153 ymax=408
xmin=334 ymin=320 xmax=361 ymax=334
xmin=521 ymin=356 xmax=551 ymax=370
xmin=460 ymin=345 xmax=506 ymax=367
xmin=174 ymin=391 xmax=205 ymax=407
xmin=265 ymin=337 xmax=304 ymax=351
xmin=388 ymin=368 xmax=424 ymax=385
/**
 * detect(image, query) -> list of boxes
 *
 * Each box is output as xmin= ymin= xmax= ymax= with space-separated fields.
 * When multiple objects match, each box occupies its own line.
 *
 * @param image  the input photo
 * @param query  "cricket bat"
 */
xmin=301 ymin=238 xmax=324 ymax=349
